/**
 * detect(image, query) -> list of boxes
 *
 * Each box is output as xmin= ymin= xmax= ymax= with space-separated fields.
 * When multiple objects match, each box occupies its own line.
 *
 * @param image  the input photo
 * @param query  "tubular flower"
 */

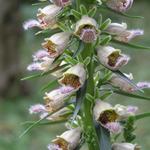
xmin=44 ymin=86 xmax=75 ymax=112
xmin=97 ymin=46 xmax=130 ymax=70
xmin=114 ymin=104 xmax=138 ymax=119
xmin=27 ymin=56 xmax=55 ymax=72
xmin=29 ymin=104 xmax=46 ymax=114
xmin=106 ymin=0 xmax=134 ymax=12
xmin=37 ymin=5 xmax=62 ymax=29
xmin=114 ymin=29 xmax=144 ymax=43
xmin=52 ymin=128 xmax=81 ymax=150
xmin=23 ymin=19 xmax=41 ymax=30
xmin=42 ymin=32 xmax=71 ymax=58
xmin=74 ymin=16 xmax=99 ymax=43
xmin=112 ymin=143 xmax=141 ymax=150
xmin=93 ymin=100 xmax=138 ymax=133
xmin=109 ymin=73 xmax=135 ymax=92
xmin=106 ymin=22 xmax=127 ymax=35
xmin=59 ymin=64 xmax=86 ymax=89
xmin=51 ymin=0 xmax=71 ymax=7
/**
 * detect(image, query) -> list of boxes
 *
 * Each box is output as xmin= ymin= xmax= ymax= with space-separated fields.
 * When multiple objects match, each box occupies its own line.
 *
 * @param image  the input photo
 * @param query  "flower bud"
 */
xmin=37 ymin=5 xmax=62 ymax=29
xmin=51 ymin=0 xmax=71 ymax=7
xmin=112 ymin=143 xmax=141 ymax=150
xmin=59 ymin=64 xmax=86 ymax=89
xmin=114 ymin=29 xmax=144 ymax=43
xmin=74 ymin=16 xmax=99 ymax=43
xmin=44 ymin=86 xmax=75 ymax=112
xmin=106 ymin=22 xmax=127 ymax=35
xmin=106 ymin=0 xmax=134 ymax=12
xmin=97 ymin=46 xmax=130 ymax=70
xmin=42 ymin=32 xmax=71 ymax=57
xmin=109 ymin=73 xmax=134 ymax=92
xmin=52 ymin=128 xmax=81 ymax=150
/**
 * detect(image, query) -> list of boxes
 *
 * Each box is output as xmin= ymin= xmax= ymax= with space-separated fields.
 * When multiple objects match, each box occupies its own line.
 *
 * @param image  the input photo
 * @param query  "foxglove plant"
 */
xmin=21 ymin=0 xmax=150 ymax=150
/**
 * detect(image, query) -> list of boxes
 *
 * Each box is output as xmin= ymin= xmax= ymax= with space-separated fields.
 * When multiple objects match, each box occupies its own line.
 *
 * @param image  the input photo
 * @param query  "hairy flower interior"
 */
xmin=42 ymin=40 xmax=57 ymax=56
xmin=99 ymin=109 xmax=119 ymax=125
xmin=60 ymin=74 xmax=81 ymax=89
xmin=53 ymin=137 xmax=69 ymax=150
xmin=108 ymin=51 xmax=121 ymax=67
xmin=77 ymin=24 xmax=95 ymax=35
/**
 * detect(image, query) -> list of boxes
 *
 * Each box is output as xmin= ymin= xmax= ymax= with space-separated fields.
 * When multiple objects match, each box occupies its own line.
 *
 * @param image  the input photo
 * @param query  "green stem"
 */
xmin=82 ymin=44 xmax=100 ymax=150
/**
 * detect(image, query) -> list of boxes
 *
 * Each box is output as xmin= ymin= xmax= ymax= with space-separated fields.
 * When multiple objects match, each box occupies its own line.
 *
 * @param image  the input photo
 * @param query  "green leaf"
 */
xmin=73 ymin=40 xmax=84 ymax=58
xmin=64 ymin=54 xmax=79 ymax=65
xmin=72 ymin=81 xmax=87 ymax=120
xmin=113 ymin=90 xmax=150 ymax=101
xmin=83 ymin=57 xmax=91 ymax=66
xmin=21 ymin=120 xmax=67 ymax=126
xmin=21 ymin=73 xmax=42 ymax=81
xmin=135 ymin=112 xmax=150 ymax=121
xmin=41 ymin=80 xmax=59 ymax=91
xmin=57 ymin=22 xmax=68 ymax=31
xmin=100 ymin=35 xmax=112 ymax=45
xmin=71 ymin=9 xmax=81 ymax=19
xmin=80 ymin=5 xmax=87 ymax=15
xmin=88 ymin=7 xmax=97 ymax=17
xmin=100 ymin=91 xmax=113 ymax=100
xmin=99 ymin=126 xmax=111 ymax=150
xmin=100 ymin=18 xmax=111 ymax=30
xmin=112 ymin=40 xmax=150 ymax=50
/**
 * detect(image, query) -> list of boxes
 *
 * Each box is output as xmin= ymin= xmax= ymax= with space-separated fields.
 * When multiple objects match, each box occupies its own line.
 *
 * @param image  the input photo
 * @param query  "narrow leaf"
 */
xmin=114 ymin=90 xmax=150 ymax=101
xmin=100 ymin=35 xmax=112 ymax=45
xmin=135 ymin=112 xmax=150 ymax=121
xmin=112 ymin=40 xmax=150 ymax=50
xmin=100 ymin=18 xmax=111 ymax=30
xmin=88 ymin=7 xmax=97 ymax=17
xmin=73 ymin=40 xmax=84 ymax=58
xmin=100 ymin=126 xmax=111 ymax=150
xmin=80 ymin=5 xmax=87 ymax=15
xmin=41 ymin=80 xmax=59 ymax=91
xmin=71 ymin=9 xmax=81 ymax=19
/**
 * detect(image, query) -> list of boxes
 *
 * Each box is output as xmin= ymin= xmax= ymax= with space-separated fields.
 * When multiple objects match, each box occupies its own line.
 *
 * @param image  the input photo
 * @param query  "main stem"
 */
xmin=82 ymin=44 xmax=99 ymax=150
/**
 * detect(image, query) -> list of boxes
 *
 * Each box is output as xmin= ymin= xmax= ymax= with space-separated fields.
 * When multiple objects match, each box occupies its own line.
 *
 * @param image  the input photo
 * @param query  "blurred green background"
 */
xmin=0 ymin=0 xmax=150 ymax=150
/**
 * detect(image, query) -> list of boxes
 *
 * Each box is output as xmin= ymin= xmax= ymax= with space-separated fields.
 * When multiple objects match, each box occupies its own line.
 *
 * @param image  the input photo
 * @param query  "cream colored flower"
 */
xmin=106 ymin=22 xmax=127 ymax=35
xmin=106 ymin=0 xmax=134 ymax=12
xmin=37 ymin=5 xmax=62 ymax=29
xmin=51 ymin=0 xmax=71 ymax=7
xmin=59 ymin=64 xmax=86 ymax=89
xmin=112 ymin=143 xmax=141 ymax=150
xmin=109 ymin=73 xmax=134 ymax=92
xmin=44 ymin=86 xmax=75 ymax=112
xmin=97 ymin=46 xmax=130 ymax=70
xmin=74 ymin=16 xmax=99 ymax=43
xmin=42 ymin=32 xmax=71 ymax=58
xmin=52 ymin=128 xmax=81 ymax=150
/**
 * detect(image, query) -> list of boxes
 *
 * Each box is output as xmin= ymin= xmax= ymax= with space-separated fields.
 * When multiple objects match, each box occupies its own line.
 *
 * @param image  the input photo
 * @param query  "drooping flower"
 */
xmin=44 ymin=86 xmax=75 ymax=112
xmin=106 ymin=22 xmax=127 ymax=35
xmin=52 ymin=128 xmax=81 ymax=150
xmin=114 ymin=104 xmax=138 ymax=119
xmin=114 ymin=29 xmax=144 ymax=43
xmin=106 ymin=22 xmax=144 ymax=43
xmin=97 ymin=46 xmax=130 ymax=70
xmin=136 ymin=81 xmax=150 ymax=90
xmin=23 ymin=19 xmax=41 ymax=30
xmin=59 ymin=64 xmax=86 ymax=89
xmin=106 ymin=0 xmax=134 ymax=12
xmin=37 ymin=5 xmax=62 ymax=29
xmin=93 ymin=100 xmax=138 ymax=133
xmin=27 ymin=57 xmax=55 ymax=72
xmin=51 ymin=0 xmax=71 ymax=7
xmin=29 ymin=104 xmax=46 ymax=114
xmin=74 ymin=16 xmax=99 ymax=43
xmin=42 ymin=32 xmax=71 ymax=58
xmin=112 ymin=143 xmax=141 ymax=150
